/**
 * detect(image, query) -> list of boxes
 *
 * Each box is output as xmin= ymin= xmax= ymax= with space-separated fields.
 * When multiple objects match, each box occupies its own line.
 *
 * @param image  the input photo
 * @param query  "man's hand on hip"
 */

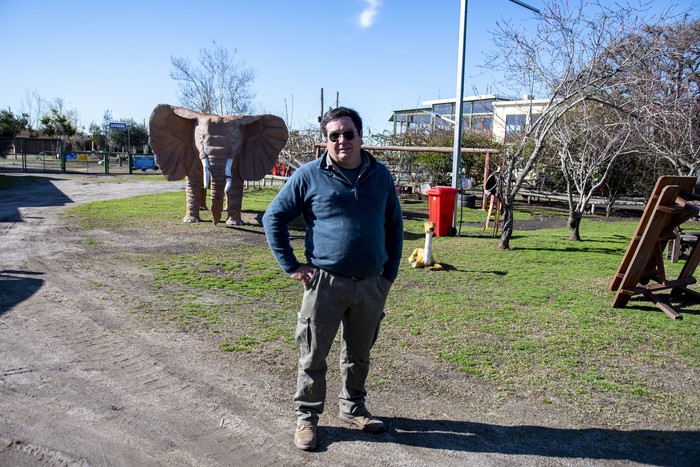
xmin=291 ymin=264 xmax=316 ymax=287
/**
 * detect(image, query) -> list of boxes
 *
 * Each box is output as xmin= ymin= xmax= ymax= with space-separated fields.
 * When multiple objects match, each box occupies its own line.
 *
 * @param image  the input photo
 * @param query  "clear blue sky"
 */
xmin=0 ymin=0 xmax=695 ymax=135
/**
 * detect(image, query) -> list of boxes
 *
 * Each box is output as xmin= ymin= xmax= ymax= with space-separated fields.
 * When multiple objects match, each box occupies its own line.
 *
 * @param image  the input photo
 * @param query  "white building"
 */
xmin=492 ymin=97 xmax=549 ymax=142
xmin=389 ymin=95 xmax=548 ymax=142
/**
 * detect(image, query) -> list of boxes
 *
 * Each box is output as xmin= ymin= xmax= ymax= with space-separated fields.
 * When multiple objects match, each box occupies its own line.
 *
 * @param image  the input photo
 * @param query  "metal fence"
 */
xmin=0 ymin=137 xmax=161 ymax=176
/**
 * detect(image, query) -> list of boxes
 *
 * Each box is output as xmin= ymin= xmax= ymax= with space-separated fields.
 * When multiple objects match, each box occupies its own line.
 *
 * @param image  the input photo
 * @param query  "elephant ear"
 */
xmin=148 ymin=104 xmax=199 ymax=181
xmin=238 ymin=115 xmax=289 ymax=180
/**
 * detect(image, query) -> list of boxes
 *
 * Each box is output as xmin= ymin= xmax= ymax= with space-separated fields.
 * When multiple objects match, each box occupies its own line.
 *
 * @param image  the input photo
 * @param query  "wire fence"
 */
xmin=0 ymin=137 xmax=161 ymax=176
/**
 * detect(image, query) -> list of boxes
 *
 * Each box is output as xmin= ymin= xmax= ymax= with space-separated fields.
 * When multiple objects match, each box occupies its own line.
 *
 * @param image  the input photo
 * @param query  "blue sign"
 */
xmin=134 ymin=155 xmax=156 ymax=170
xmin=109 ymin=122 xmax=127 ymax=129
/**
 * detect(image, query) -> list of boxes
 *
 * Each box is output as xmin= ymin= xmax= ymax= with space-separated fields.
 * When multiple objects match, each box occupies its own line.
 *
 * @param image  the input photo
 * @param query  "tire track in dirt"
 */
xmin=0 ymin=177 xmax=291 ymax=465
xmin=1 ymin=239 xmax=292 ymax=465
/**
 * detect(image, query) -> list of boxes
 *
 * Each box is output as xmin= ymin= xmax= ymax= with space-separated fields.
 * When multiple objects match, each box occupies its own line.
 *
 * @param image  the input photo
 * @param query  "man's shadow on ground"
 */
xmin=318 ymin=417 xmax=699 ymax=466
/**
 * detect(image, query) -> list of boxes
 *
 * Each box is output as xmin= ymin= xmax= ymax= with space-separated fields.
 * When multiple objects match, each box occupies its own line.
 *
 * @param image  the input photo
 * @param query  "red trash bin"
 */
xmin=426 ymin=186 xmax=458 ymax=236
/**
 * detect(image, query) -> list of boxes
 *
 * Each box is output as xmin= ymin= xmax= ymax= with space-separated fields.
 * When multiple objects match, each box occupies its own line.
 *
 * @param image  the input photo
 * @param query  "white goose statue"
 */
xmin=408 ymin=221 xmax=443 ymax=270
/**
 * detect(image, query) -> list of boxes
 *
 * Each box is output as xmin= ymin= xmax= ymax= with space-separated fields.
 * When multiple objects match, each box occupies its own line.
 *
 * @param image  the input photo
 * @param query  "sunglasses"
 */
xmin=327 ymin=130 xmax=356 ymax=142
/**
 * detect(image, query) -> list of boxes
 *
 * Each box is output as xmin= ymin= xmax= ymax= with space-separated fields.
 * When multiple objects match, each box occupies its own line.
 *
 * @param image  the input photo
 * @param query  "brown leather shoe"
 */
xmin=294 ymin=425 xmax=317 ymax=450
xmin=339 ymin=410 xmax=386 ymax=433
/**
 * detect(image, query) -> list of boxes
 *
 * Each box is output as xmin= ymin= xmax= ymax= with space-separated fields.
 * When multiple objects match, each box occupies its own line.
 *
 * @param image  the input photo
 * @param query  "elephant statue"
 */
xmin=148 ymin=104 xmax=288 ymax=225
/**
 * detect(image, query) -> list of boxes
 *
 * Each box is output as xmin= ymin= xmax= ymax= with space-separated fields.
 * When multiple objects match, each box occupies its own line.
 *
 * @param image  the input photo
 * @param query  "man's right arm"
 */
xmin=262 ymin=182 xmax=304 ymax=275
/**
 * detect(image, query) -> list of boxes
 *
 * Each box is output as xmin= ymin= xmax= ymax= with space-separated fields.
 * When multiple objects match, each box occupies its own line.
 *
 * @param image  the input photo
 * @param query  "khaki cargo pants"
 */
xmin=294 ymin=268 xmax=389 ymax=426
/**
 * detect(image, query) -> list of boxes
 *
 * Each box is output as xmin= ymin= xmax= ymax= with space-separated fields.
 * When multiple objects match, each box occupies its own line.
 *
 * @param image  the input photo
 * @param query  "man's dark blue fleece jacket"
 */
xmin=262 ymin=149 xmax=404 ymax=282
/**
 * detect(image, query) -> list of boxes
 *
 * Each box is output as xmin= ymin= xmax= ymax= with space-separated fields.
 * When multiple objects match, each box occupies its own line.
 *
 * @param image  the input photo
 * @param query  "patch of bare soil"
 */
xmin=0 ymin=173 xmax=697 ymax=466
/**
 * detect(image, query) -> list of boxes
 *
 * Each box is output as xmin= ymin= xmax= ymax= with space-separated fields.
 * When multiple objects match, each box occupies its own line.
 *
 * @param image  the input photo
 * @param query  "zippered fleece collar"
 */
xmin=319 ymin=149 xmax=377 ymax=185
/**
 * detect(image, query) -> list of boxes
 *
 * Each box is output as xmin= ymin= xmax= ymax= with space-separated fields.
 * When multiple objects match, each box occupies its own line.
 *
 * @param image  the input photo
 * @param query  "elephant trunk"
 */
xmin=205 ymin=157 xmax=231 ymax=225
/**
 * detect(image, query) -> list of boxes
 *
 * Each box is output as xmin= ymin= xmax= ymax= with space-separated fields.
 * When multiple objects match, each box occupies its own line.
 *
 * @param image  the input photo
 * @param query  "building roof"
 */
xmin=388 ymin=106 xmax=431 ymax=122
xmin=422 ymin=94 xmax=516 ymax=105
xmin=493 ymin=98 xmax=549 ymax=107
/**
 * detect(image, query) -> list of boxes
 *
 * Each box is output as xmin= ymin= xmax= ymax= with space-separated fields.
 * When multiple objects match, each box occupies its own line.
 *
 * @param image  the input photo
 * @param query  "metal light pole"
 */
xmin=449 ymin=0 xmax=540 ymax=234
xmin=449 ymin=0 xmax=469 ymax=235
xmin=451 ymin=0 xmax=468 ymax=192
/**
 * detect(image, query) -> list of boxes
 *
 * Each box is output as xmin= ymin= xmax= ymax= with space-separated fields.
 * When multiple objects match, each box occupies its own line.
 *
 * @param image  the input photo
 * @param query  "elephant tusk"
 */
xmin=224 ymin=158 xmax=233 ymax=193
xmin=202 ymin=158 xmax=211 ymax=189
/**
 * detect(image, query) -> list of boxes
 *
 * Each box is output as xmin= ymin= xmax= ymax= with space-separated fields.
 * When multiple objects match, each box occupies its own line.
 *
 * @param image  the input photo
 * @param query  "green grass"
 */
xmin=65 ymin=191 xmax=186 ymax=228
xmin=390 ymin=214 xmax=699 ymax=410
xmin=63 ymin=184 xmax=700 ymax=428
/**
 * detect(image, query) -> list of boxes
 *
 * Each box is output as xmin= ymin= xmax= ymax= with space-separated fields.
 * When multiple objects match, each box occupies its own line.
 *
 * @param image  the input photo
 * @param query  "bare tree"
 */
xmin=484 ymin=0 xmax=671 ymax=250
xmin=602 ymin=150 xmax=674 ymax=216
xmin=551 ymin=101 xmax=632 ymax=240
xmin=624 ymin=17 xmax=700 ymax=176
xmin=19 ymin=90 xmax=46 ymax=130
xmin=279 ymin=126 xmax=319 ymax=170
xmin=170 ymin=42 xmax=257 ymax=115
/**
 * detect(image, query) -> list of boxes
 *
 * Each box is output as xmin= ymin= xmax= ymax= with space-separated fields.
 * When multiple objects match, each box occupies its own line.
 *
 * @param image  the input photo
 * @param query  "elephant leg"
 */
xmin=183 ymin=174 xmax=202 ymax=223
xmin=225 ymin=174 xmax=245 ymax=226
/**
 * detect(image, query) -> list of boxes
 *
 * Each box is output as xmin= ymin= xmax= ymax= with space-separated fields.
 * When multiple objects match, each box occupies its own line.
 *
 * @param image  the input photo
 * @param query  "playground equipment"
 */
xmin=482 ymin=171 xmax=502 ymax=236
xmin=481 ymin=151 xmax=503 ymax=237
xmin=610 ymin=175 xmax=700 ymax=319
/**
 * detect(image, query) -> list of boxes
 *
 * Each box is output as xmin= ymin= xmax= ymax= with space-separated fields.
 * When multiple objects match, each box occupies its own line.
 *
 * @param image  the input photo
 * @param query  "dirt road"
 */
xmin=0 ymin=174 xmax=697 ymax=466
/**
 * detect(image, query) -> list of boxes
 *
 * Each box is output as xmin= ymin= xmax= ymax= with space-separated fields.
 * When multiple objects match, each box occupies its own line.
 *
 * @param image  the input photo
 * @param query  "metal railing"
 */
xmin=0 ymin=150 xmax=161 ymax=176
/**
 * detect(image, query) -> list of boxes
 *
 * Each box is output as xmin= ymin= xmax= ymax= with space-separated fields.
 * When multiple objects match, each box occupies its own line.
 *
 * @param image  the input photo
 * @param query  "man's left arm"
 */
xmin=383 ymin=175 xmax=404 ymax=283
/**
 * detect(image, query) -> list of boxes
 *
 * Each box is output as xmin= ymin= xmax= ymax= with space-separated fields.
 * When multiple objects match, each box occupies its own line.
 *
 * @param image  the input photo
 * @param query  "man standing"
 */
xmin=262 ymin=107 xmax=403 ymax=451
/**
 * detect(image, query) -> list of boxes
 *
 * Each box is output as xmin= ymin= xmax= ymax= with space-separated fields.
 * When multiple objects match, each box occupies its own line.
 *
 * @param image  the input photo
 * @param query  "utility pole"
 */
xmin=319 ymin=88 xmax=324 ymax=139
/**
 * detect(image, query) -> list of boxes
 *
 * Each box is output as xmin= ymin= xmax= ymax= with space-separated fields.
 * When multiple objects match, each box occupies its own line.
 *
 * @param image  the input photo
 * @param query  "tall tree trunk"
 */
xmin=498 ymin=202 xmax=514 ymax=250
xmin=567 ymin=212 xmax=582 ymax=241
xmin=605 ymin=202 xmax=613 ymax=218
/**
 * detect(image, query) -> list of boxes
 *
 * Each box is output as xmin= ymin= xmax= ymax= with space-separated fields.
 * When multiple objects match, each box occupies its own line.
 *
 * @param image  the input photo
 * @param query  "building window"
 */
xmin=434 ymin=117 xmax=452 ymax=129
xmin=433 ymin=103 xmax=453 ymax=116
xmin=471 ymin=116 xmax=493 ymax=132
xmin=472 ymin=100 xmax=493 ymax=114
xmin=415 ymin=114 xmax=432 ymax=125
xmin=392 ymin=111 xmax=434 ymax=132
xmin=506 ymin=114 xmax=527 ymax=134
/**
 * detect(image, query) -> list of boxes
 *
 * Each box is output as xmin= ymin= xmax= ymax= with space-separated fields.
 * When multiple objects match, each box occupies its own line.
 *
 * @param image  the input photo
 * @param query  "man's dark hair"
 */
xmin=320 ymin=107 xmax=363 ymax=137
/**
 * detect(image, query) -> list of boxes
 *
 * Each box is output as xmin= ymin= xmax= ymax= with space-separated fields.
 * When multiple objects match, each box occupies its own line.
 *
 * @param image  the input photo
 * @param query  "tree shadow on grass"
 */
xmin=404 ymin=263 xmax=507 ymax=276
xmin=319 ymin=418 xmax=698 ymax=466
